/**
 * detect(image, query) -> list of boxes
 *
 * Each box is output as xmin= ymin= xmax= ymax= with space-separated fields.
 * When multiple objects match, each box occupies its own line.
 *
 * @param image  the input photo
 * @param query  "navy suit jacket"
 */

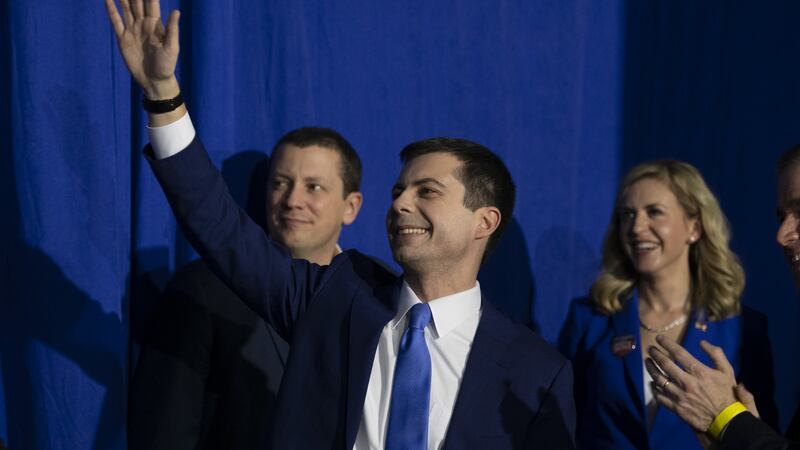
xmin=147 ymin=136 xmax=576 ymax=449
xmin=559 ymin=294 xmax=777 ymax=450
xmin=718 ymin=410 xmax=800 ymax=450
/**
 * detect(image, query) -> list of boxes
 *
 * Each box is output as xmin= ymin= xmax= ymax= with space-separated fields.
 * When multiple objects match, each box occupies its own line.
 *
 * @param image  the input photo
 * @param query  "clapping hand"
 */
xmin=644 ymin=336 xmax=761 ymax=448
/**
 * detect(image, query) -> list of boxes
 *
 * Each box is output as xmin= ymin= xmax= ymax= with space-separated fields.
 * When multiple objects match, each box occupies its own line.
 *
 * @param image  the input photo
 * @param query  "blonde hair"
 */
xmin=590 ymin=160 xmax=744 ymax=320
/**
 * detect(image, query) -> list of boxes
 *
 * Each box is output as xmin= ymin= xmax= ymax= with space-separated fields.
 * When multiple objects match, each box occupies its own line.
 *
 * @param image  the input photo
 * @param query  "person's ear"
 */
xmin=475 ymin=206 xmax=501 ymax=240
xmin=687 ymin=219 xmax=703 ymax=244
xmin=342 ymin=191 xmax=363 ymax=226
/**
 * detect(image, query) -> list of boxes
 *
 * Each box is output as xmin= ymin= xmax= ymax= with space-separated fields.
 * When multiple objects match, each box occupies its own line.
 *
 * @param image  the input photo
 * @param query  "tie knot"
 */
xmin=407 ymin=303 xmax=432 ymax=330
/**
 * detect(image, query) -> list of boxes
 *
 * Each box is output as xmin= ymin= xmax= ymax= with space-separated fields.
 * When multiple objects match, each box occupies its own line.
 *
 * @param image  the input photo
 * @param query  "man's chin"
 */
xmin=272 ymin=233 xmax=308 ymax=251
xmin=390 ymin=247 xmax=422 ymax=268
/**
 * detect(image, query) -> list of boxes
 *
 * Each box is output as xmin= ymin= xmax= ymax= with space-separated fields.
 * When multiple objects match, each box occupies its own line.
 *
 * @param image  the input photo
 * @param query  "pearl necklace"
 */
xmin=639 ymin=314 xmax=688 ymax=333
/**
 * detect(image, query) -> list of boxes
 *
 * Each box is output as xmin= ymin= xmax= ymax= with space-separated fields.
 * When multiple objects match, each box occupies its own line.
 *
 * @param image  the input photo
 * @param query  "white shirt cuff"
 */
xmin=147 ymin=112 xmax=196 ymax=159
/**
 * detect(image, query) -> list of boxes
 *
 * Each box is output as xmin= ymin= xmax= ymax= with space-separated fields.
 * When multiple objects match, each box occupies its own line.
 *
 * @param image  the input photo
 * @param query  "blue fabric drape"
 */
xmin=0 ymin=1 xmax=798 ymax=448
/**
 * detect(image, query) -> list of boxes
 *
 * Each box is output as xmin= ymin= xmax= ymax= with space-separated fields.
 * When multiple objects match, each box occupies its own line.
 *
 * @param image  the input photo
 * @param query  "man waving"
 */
xmin=105 ymin=1 xmax=575 ymax=448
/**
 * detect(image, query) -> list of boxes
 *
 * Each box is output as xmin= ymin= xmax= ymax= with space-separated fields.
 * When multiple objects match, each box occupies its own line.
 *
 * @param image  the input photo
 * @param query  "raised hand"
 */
xmin=104 ymin=0 xmax=181 ymax=100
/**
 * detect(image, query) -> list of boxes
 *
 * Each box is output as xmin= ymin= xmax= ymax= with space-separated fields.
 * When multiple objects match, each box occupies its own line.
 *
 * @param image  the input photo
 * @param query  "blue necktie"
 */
xmin=385 ymin=302 xmax=433 ymax=450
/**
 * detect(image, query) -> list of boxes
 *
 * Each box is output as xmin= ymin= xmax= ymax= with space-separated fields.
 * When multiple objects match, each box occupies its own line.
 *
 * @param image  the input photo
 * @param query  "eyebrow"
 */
xmin=619 ymin=202 xmax=665 ymax=210
xmin=392 ymin=177 xmax=448 ymax=191
xmin=411 ymin=178 xmax=447 ymax=189
xmin=272 ymin=173 xmax=328 ymax=183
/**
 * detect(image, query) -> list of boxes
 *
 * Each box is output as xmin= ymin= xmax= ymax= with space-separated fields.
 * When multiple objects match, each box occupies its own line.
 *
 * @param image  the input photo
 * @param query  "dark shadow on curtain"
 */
xmin=533 ymin=227 xmax=599 ymax=338
xmin=479 ymin=219 xmax=537 ymax=330
xmin=621 ymin=0 xmax=800 ymax=429
xmin=224 ymin=150 xmax=270 ymax=231
xmin=0 ymin=126 xmax=125 ymax=449
xmin=0 ymin=247 xmax=127 ymax=450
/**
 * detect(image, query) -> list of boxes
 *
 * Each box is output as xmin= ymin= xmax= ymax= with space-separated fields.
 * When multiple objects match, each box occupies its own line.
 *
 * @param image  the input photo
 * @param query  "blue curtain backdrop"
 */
xmin=1 ymin=0 xmax=798 ymax=448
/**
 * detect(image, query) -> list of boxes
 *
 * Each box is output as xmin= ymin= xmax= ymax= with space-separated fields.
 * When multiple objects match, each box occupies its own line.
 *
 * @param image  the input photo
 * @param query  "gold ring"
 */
xmin=660 ymin=379 xmax=670 ymax=389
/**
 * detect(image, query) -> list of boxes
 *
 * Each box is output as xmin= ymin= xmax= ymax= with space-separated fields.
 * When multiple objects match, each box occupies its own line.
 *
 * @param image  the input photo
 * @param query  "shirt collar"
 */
xmin=391 ymin=279 xmax=482 ymax=338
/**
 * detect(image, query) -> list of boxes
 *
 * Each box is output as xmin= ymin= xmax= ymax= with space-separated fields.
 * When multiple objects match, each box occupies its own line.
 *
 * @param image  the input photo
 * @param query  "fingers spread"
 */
xmin=104 ymin=0 xmax=126 ymax=37
xmin=657 ymin=334 xmax=705 ymax=373
xmin=648 ymin=346 xmax=690 ymax=386
xmin=700 ymin=340 xmax=734 ymax=375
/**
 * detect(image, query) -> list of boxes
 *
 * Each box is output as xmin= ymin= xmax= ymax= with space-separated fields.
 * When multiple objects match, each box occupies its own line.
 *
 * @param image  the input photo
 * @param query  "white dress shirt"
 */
xmin=354 ymin=280 xmax=482 ymax=450
xmin=643 ymin=361 xmax=657 ymax=429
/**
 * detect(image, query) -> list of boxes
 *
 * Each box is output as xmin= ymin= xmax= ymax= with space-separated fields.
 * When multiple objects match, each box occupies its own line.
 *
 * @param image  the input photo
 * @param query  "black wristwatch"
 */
xmin=142 ymin=92 xmax=184 ymax=113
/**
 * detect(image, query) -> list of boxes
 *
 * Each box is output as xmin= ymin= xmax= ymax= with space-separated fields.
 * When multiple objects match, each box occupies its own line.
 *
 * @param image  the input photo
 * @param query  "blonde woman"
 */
xmin=559 ymin=160 xmax=777 ymax=449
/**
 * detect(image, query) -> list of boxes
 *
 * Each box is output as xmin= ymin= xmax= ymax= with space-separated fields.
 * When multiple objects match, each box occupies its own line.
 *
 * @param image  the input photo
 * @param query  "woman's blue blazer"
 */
xmin=559 ymin=293 xmax=778 ymax=450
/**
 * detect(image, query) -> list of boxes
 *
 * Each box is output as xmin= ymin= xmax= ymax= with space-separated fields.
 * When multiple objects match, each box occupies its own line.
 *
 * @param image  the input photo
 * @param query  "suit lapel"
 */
xmin=344 ymin=280 xmax=398 ymax=448
xmin=610 ymin=292 xmax=647 ymax=424
xmin=443 ymin=299 xmax=515 ymax=450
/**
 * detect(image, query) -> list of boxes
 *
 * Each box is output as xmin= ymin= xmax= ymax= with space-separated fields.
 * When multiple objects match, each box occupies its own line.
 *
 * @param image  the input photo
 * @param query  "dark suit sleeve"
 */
xmin=739 ymin=308 xmax=779 ymax=430
xmin=147 ymin=137 xmax=324 ymax=339
xmin=718 ymin=412 xmax=799 ymax=450
xmin=524 ymin=360 xmax=577 ymax=449
xmin=128 ymin=273 xmax=212 ymax=450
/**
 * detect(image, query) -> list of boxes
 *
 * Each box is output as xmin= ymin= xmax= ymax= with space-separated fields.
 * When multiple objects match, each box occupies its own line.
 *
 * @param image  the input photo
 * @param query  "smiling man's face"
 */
xmin=777 ymin=163 xmax=800 ymax=287
xmin=386 ymin=152 xmax=483 ymax=273
xmin=267 ymin=144 xmax=360 ymax=264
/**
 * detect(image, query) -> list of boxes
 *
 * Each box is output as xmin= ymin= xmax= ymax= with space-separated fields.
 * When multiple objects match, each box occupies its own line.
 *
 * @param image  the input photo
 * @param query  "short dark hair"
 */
xmin=271 ymin=127 xmax=362 ymax=195
xmin=778 ymin=144 xmax=800 ymax=174
xmin=399 ymin=137 xmax=516 ymax=258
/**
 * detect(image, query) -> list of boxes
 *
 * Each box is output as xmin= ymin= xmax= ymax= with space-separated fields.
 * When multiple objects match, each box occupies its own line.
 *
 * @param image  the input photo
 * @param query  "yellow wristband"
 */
xmin=707 ymin=401 xmax=748 ymax=439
